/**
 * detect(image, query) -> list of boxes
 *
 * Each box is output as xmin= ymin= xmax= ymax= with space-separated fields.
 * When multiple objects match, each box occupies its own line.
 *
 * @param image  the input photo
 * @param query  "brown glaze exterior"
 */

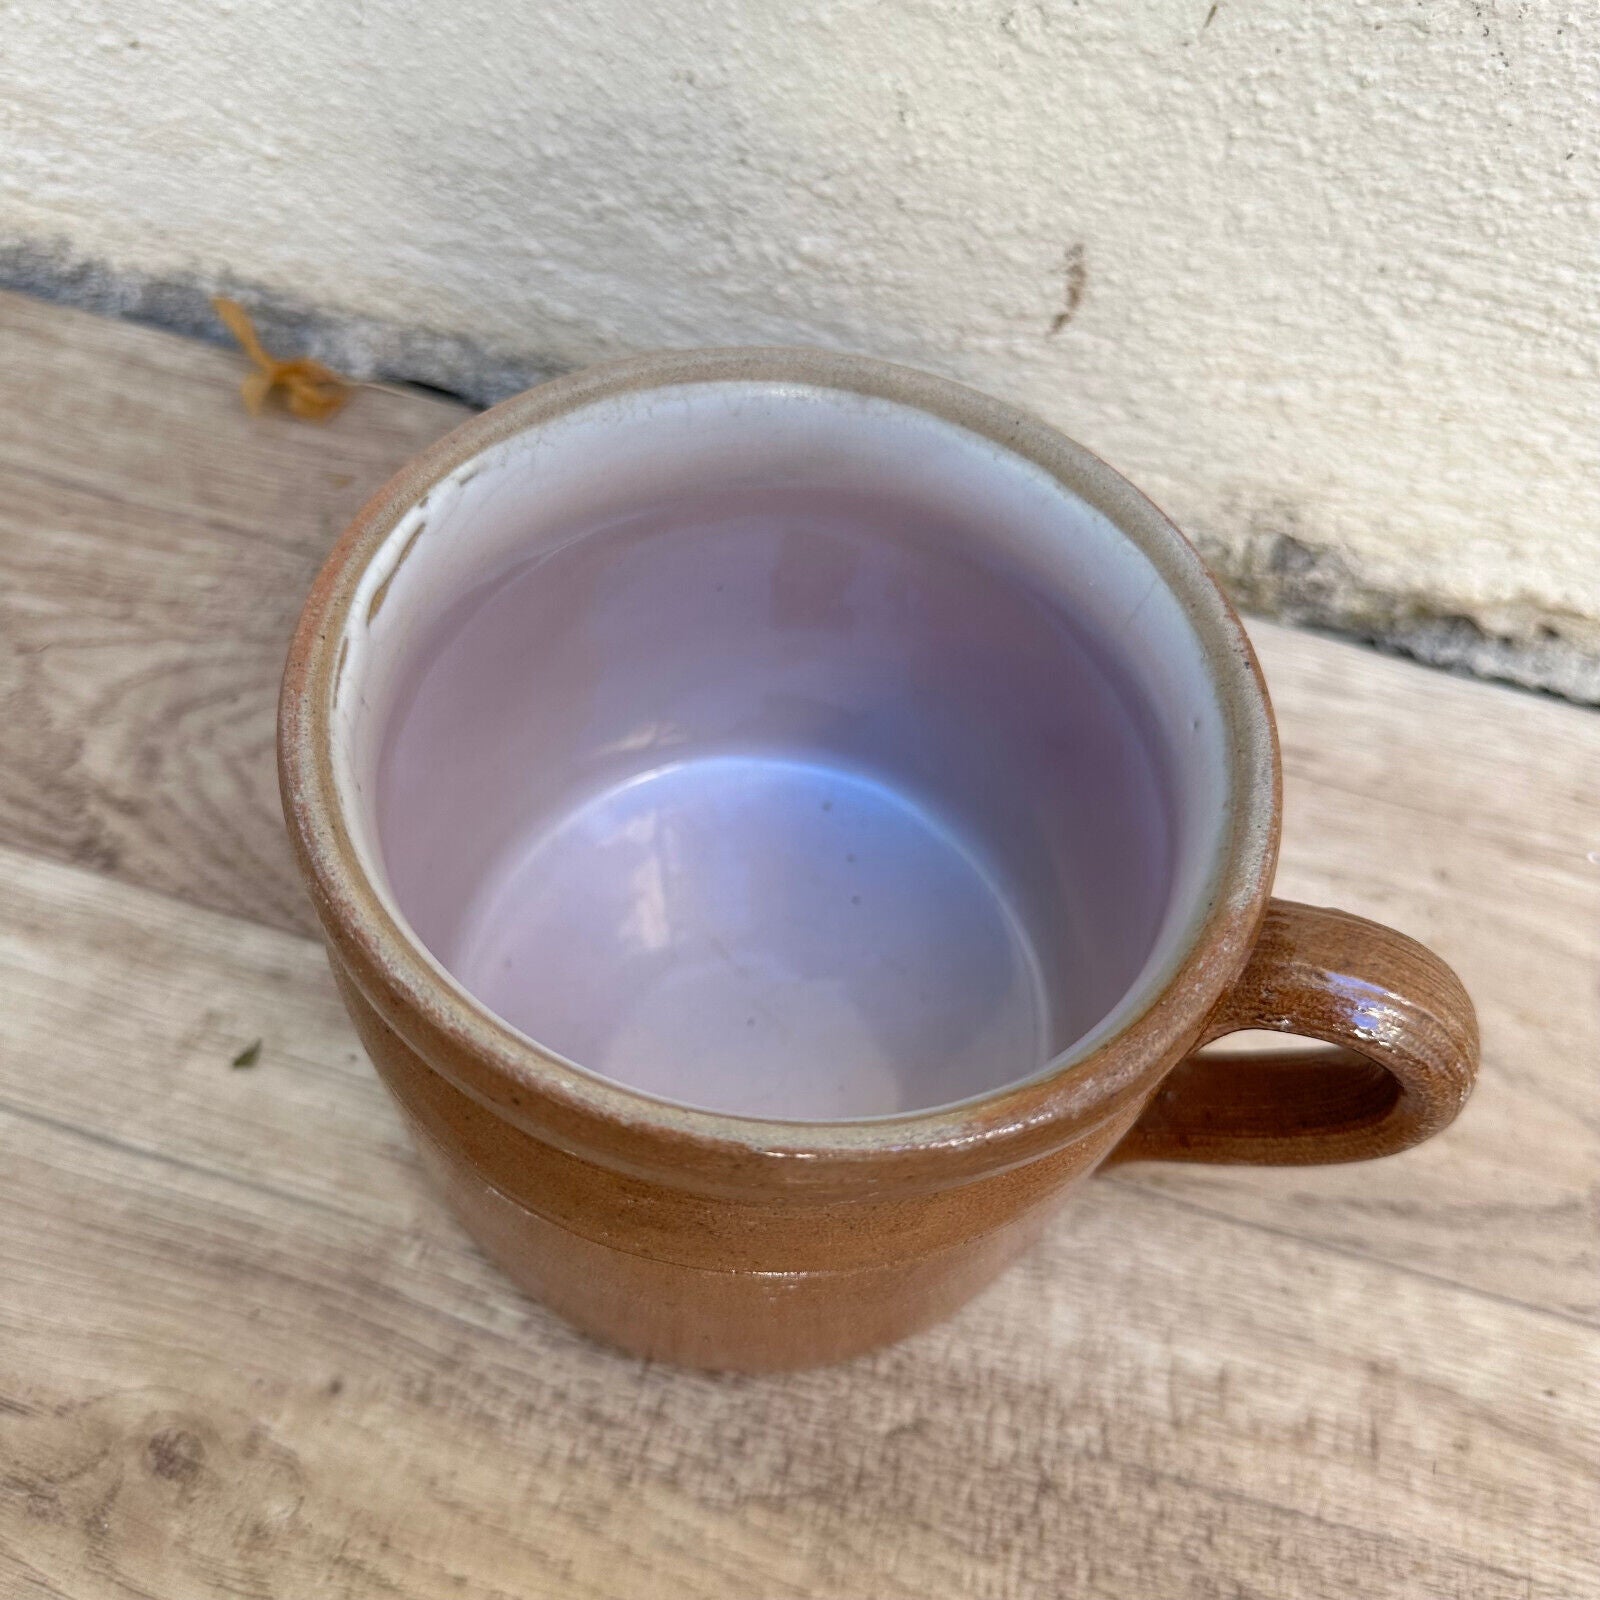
xmin=1107 ymin=901 xmax=1478 ymax=1168
xmin=278 ymin=349 xmax=1479 ymax=1371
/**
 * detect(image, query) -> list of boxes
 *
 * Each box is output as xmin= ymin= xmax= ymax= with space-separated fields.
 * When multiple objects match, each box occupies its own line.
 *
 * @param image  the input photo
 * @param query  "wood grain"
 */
xmin=1128 ymin=628 xmax=1600 ymax=1326
xmin=0 ymin=289 xmax=467 ymax=937
xmin=2 ymin=847 xmax=1595 ymax=1600
xmin=1 ymin=289 xmax=1596 ymax=1598
xmin=2 ymin=290 xmax=1593 ymax=1321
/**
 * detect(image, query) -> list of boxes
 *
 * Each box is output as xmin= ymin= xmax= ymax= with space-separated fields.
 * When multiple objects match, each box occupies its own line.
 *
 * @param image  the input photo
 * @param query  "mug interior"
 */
xmin=331 ymin=380 xmax=1234 ymax=1120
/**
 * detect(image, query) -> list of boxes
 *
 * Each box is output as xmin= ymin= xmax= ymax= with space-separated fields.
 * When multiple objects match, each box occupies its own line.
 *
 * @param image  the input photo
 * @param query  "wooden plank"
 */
xmin=0 ymin=288 xmax=466 ymax=938
xmin=1 ymin=848 xmax=1594 ymax=1600
xmin=1114 ymin=628 xmax=1600 ymax=1324
xmin=2 ymin=289 xmax=1597 ymax=1597
xmin=0 ymin=289 xmax=468 ymax=565
xmin=3 ymin=291 xmax=1597 ymax=1327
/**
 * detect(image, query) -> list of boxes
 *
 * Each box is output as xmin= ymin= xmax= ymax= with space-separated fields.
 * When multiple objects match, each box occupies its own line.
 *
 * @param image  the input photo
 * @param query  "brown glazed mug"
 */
xmin=279 ymin=350 xmax=1478 ymax=1371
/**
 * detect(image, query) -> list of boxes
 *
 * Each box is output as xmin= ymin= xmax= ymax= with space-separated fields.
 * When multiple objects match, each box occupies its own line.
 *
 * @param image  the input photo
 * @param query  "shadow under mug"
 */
xmin=279 ymin=349 xmax=1478 ymax=1371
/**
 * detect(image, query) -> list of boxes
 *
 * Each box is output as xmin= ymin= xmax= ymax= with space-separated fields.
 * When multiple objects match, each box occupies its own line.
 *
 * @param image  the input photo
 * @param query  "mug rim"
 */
xmin=279 ymin=347 xmax=1280 ymax=1193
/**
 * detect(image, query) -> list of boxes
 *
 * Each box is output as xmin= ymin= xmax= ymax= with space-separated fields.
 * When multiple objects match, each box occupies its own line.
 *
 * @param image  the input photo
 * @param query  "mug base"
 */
xmin=406 ymin=1117 xmax=1052 ymax=1373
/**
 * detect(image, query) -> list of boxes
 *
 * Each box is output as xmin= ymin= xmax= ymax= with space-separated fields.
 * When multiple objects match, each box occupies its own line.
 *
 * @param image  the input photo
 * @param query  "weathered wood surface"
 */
xmin=1 ymin=289 xmax=1596 ymax=1599
xmin=0 ymin=291 xmax=466 ymax=937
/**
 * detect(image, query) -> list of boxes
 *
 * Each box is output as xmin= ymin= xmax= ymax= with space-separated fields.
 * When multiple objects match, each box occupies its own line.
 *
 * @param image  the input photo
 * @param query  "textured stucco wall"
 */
xmin=5 ymin=0 xmax=1598 ymax=696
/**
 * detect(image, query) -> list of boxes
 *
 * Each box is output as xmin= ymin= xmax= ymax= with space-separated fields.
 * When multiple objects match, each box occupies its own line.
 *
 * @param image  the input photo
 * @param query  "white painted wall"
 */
xmin=5 ymin=0 xmax=1598 ymax=681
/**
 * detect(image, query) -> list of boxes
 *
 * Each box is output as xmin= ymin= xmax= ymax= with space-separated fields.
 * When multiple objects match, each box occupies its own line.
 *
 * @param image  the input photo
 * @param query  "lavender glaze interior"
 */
xmin=332 ymin=383 xmax=1232 ymax=1121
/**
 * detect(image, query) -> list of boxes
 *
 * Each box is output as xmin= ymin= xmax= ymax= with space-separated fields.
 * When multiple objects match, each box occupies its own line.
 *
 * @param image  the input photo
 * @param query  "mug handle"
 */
xmin=1106 ymin=899 xmax=1478 ymax=1166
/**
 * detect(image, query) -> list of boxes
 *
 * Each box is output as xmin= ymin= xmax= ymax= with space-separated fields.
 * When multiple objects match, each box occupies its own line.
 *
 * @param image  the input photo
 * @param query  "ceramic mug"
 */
xmin=279 ymin=350 xmax=1478 ymax=1371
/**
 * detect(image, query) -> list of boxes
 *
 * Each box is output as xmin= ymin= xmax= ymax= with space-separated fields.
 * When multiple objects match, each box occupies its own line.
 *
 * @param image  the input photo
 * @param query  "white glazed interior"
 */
xmin=330 ymin=382 xmax=1234 ymax=1120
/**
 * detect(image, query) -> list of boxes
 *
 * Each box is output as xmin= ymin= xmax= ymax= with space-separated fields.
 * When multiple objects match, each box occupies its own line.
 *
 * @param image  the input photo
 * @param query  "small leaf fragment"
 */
xmin=231 ymin=1039 xmax=262 ymax=1069
xmin=213 ymin=296 xmax=352 ymax=423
